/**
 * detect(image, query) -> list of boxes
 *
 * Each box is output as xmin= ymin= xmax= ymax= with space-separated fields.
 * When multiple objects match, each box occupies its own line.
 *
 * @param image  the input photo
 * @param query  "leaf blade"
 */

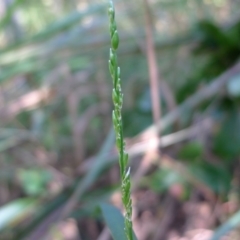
xmin=100 ymin=203 xmax=137 ymax=240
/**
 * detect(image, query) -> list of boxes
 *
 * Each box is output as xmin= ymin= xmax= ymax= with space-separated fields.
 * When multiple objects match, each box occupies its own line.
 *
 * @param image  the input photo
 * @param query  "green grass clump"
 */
xmin=108 ymin=1 xmax=134 ymax=240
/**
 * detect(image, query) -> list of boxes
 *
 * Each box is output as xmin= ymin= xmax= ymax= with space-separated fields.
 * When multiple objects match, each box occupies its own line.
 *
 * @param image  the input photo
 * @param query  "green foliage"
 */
xmin=0 ymin=0 xmax=240 ymax=239
xmin=178 ymin=141 xmax=204 ymax=162
xmin=213 ymin=107 xmax=240 ymax=160
xmin=190 ymin=162 xmax=231 ymax=194
xmin=194 ymin=20 xmax=240 ymax=76
xmin=147 ymin=168 xmax=184 ymax=194
xmin=0 ymin=0 xmax=24 ymax=31
xmin=18 ymin=168 xmax=52 ymax=196
xmin=177 ymin=19 xmax=240 ymax=102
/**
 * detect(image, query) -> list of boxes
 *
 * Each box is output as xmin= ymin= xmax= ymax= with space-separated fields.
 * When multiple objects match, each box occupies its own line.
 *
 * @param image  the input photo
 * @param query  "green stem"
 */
xmin=107 ymin=1 xmax=134 ymax=240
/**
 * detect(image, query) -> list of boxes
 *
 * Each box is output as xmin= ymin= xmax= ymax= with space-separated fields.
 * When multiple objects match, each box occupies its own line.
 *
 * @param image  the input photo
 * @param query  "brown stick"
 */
xmin=143 ymin=0 xmax=161 ymax=133
xmin=136 ymin=60 xmax=240 ymax=139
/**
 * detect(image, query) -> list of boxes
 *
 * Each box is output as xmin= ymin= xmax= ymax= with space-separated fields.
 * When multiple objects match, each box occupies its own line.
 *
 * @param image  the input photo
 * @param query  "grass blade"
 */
xmin=100 ymin=203 xmax=137 ymax=240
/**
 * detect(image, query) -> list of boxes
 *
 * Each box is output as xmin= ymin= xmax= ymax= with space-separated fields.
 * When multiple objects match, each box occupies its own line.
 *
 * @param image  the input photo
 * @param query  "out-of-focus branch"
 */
xmin=143 ymin=0 xmax=161 ymax=132
xmin=73 ymin=102 xmax=109 ymax=164
xmin=136 ymin=60 xmax=240 ymax=141
xmin=78 ymin=60 xmax=240 ymax=179
xmin=0 ymin=87 xmax=53 ymax=121
xmin=0 ymin=67 xmax=95 ymax=124
xmin=79 ymin=118 xmax=213 ymax=174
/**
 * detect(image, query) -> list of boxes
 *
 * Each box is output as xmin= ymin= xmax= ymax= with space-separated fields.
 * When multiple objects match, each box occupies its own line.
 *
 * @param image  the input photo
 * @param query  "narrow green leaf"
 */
xmin=0 ymin=198 xmax=37 ymax=231
xmin=210 ymin=209 xmax=240 ymax=240
xmin=100 ymin=203 xmax=137 ymax=240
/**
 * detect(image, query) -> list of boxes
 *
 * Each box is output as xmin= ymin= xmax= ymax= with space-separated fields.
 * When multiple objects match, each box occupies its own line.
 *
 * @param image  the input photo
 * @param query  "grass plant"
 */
xmin=108 ymin=1 xmax=134 ymax=240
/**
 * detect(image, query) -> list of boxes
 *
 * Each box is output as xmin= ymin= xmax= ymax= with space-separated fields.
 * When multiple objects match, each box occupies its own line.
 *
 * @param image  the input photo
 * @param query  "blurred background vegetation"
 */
xmin=0 ymin=0 xmax=240 ymax=239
